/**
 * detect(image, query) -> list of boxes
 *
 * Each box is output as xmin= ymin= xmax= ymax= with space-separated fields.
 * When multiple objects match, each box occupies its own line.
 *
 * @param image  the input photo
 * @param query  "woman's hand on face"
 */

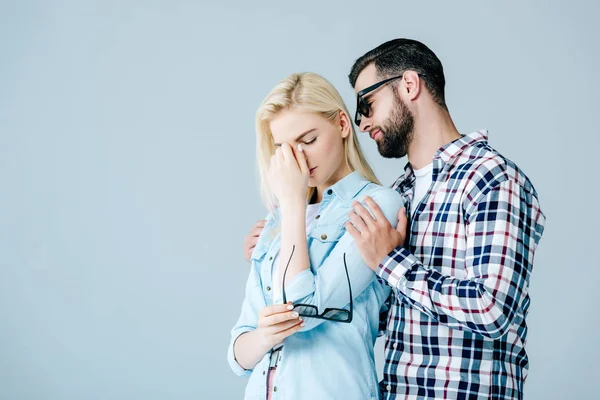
xmin=267 ymin=143 xmax=310 ymax=207
xmin=256 ymin=303 xmax=305 ymax=350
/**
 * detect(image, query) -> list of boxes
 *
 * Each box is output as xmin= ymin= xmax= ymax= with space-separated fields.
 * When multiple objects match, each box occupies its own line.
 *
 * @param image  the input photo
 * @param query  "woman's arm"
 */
xmin=228 ymin=268 xmax=304 ymax=374
xmin=278 ymin=200 xmax=310 ymax=288
xmin=284 ymin=188 xmax=403 ymax=331
xmin=233 ymin=303 xmax=304 ymax=370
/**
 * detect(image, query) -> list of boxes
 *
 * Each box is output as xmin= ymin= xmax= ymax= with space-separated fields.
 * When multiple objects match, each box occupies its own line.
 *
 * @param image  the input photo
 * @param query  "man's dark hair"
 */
xmin=349 ymin=39 xmax=447 ymax=109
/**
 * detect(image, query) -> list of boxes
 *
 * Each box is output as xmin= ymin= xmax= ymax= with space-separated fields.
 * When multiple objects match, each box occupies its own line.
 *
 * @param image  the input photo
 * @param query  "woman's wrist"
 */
xmin=279 ymin=196 xmax=306 ymax=214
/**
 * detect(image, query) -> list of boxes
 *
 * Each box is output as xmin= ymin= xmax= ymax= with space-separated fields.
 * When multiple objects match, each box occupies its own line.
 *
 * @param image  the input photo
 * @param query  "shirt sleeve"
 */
xmin=377 ymin=178 xmax=546 ymax=339
xmin=227 ymin=263 xmax=266 ymax=376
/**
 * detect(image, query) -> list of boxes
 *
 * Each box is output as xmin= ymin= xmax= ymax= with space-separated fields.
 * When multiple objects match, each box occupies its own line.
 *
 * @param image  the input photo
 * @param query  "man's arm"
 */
xmin=349 ymin=180 xmax=546 ymax=339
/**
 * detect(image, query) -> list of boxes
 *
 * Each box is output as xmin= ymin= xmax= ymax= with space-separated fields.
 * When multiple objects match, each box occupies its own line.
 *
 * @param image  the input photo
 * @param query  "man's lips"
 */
xmin=370 ymin=129 xmax=382 ymax=140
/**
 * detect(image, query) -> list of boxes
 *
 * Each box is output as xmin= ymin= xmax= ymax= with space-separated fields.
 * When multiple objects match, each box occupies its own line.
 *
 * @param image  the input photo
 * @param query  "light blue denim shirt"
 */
xmin=227 ymin=171 xmax=403 ymax=400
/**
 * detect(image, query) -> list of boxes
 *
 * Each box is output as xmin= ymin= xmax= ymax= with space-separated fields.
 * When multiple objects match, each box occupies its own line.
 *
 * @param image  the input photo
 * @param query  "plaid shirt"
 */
xmin=377 ymin=130 xmax=546 ymax=399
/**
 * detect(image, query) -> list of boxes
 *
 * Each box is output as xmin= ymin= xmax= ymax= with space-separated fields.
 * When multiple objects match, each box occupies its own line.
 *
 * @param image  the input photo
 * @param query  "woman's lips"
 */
xmin=309 ymin=167 xmax=317 ymax=176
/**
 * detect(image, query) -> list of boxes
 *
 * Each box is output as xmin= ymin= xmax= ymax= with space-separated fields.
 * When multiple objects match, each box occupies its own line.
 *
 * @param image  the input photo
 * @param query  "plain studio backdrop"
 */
xmin=1 ymin=1 xmax=598 ymax=399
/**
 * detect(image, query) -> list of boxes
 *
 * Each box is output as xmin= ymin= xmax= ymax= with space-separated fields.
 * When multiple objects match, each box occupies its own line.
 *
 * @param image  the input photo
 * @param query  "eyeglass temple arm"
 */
xmin=281 ymin=244 xmax=296 ymax=304
xmin=343 ymin=253 xmax=353 ymax=313
xmin=282 ymin=246 xmax=353 ymax=315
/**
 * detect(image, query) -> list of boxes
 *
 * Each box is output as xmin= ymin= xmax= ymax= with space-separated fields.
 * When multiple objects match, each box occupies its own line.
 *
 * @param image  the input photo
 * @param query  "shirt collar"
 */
xmin=324 ymin=171 xmax=371 ymax=202
xmin=403 ymin=129 xmax=490 ymax=177
xmin=435 ymin=129 xmax=489 ymax=165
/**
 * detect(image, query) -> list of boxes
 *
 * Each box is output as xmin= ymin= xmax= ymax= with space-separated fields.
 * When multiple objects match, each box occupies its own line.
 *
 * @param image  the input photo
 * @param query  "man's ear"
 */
xmin=401 ymin=70 xmax=422 ymax=101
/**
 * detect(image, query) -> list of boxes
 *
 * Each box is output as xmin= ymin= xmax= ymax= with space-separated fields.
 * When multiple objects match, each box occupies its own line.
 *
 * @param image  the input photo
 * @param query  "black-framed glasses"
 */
xmin=354 ymin=72 xmax=425 ymax=126
xmin=282 ymin=245 xmax=353 ymax=323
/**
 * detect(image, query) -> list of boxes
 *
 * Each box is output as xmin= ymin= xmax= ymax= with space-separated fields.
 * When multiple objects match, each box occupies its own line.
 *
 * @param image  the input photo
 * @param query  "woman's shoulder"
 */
xmin=356 ymin=182 xmax=403 ymax=208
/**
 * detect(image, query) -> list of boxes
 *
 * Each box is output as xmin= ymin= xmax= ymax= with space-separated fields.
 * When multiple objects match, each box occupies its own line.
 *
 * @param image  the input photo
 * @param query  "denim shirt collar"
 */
xmin=325 ymin=171 xmax=371 ymax=202
xmin=270 ymin=171 xmax=371 ymax=223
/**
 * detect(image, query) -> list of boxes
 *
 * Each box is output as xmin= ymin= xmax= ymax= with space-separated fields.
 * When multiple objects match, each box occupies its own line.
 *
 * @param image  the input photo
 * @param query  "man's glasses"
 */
xmin=354 ymin=72 xmax=424 ymax=126
xmin=282 ymin=245 xmax=353 ymax=323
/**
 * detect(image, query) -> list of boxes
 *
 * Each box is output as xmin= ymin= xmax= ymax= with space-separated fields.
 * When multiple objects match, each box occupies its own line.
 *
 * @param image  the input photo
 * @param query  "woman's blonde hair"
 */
xmin=256 ymin=72 xmax=380 ymax=212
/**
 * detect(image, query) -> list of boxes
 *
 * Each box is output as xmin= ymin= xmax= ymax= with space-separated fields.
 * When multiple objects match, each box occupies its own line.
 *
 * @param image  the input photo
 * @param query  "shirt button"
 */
xmin=326 ymin=189 xmax=332 ymax=195
xmin=269 ymin=256 xmax=273 ymax=261
xmin=386 ymin=385 xmax=391 ymax=391
xmin=392 ymin=343 xmax=397 ymax=349
xmin=263 ymin=371 xmax=266 ymax=375
xmin=266 ymin=286 xmax=271 ymax=291
xmin=274 ymin=386 xmax=277 ymax=392
xmin=315 ymin=215 xmax=320 ymax=219
xmin=320 ymin=234 xmax=327 ymax=240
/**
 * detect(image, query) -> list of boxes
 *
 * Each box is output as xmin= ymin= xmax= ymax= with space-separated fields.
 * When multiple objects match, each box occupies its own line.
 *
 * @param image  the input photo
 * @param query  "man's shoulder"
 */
xmin=454 ymin=142 xmax=538 ymax=200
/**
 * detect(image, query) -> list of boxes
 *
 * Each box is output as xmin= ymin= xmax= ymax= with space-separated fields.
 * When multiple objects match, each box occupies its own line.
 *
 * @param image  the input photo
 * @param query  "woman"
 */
xmin=227 ymin=72 xmax=402 ymax=399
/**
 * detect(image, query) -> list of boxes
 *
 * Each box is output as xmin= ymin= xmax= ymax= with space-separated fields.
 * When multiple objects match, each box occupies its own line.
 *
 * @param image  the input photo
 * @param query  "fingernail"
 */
xmin=287 ymin=305 xmax=294 ymax=310
xmin=292 ymin=312 xmax=299 ymax=318
xmin=300 ymin=323 xmax=305 ymax=327
xmin=297 ymin=144 xmax=303 ymax=152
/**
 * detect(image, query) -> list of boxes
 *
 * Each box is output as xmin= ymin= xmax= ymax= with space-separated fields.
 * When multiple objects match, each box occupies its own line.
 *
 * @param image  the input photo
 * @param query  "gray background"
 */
xmin=1 ymin=0 xmax=598 ymax=399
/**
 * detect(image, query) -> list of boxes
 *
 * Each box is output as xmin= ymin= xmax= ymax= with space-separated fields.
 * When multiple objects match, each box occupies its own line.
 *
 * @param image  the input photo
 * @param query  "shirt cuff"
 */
xmin=227 ymin=329 xmax=254 ymax=377
xmin=283 ymin=269 xmax=315 ymax=303
xmin=376 ymin=247 xmax=418 ymax=288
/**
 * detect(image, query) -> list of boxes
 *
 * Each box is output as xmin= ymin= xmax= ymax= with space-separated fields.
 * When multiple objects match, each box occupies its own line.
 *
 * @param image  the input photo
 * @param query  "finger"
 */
xmin=345 ymin=220 xmax=361 ymax=238
xmin=280 ymin=143 xmax=294 ymax=163
xmin=269 ymin=317 xmax=304 ymax=334
xmin=244 ymin=242 xmax=256 ymax=253
xmin=271 ymin=319 xmax=305 ymax=342
xmin=272 ymin=149 xmax=280 ymax=164
xmin=243 ymin=234 xmax=255 ymax=248
xmin=363 ymin=196 xmax=386 ymax=224
xmin=396 ymin=207 xmax=408 ymax=234
xmin=351 ymin=201 xmax=376 ymax=231
xmin=244 ymin=247 xmax=254 ymax=263
xmin=348 ymin=211 xmax=368 ymax=233
xmin=255 ymin=219 xmax=267 ymax=228
xmin=251 ymin=226 xmax=264 ymax=237
xmin=259 ymin=302 xmax=294 ymax=318
xmin=295 ymin=144 xmax=310 ymax=175
xmin=263 ymin=310 xmax=302 ymax=327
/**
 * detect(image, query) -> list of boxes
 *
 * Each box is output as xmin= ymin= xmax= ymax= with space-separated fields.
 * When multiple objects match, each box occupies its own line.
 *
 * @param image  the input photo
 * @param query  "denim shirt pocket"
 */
xmin=307 ymin=223 xmax=346 ymax=267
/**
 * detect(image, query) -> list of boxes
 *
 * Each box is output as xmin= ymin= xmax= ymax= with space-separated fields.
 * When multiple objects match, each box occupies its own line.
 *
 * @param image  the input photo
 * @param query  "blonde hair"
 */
xmin=256 ymin=72 xmax=380 ymax=212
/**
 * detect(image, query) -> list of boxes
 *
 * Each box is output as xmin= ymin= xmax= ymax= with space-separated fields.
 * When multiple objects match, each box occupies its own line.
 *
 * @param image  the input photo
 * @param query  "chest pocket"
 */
xmin=307 ymin=224 xmax=346 ymax=268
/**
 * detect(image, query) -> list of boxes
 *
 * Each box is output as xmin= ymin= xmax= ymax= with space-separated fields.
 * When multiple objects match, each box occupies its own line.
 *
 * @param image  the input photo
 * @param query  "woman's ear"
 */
xmin=338 ymin=110 xmax=351 ymax=139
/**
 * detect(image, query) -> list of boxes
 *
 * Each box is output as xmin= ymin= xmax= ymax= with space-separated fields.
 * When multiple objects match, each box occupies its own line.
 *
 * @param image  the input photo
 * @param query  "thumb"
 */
xmin=296 ymin=144 xmax=310 ymax=175
xmin=396 ymin=207 xmax=407 ymax=233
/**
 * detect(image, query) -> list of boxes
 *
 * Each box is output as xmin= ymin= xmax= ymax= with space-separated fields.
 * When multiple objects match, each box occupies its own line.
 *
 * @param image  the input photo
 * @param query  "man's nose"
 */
xmin=359 ymin=117 xmax=371 ymax=133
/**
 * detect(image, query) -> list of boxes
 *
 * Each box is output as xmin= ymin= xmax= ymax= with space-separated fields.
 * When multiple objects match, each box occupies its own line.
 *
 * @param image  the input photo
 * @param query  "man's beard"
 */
xmin=376 ymin=93 xmax=414 ymax=159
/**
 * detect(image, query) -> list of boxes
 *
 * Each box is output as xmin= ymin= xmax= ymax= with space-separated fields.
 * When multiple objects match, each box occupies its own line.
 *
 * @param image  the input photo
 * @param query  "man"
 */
xmin=243 ymin=39 xmax=545 ymax=399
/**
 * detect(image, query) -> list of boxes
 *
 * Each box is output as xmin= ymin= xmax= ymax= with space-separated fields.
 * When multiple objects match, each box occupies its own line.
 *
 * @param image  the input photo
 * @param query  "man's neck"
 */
xmin=407 ymin=106 xmax=462 ymax=170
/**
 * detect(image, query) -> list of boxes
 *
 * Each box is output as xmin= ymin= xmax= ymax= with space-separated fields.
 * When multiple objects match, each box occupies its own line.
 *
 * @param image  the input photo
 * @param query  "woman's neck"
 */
xmin=314 ymin=165 xmax=353 ymax=203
